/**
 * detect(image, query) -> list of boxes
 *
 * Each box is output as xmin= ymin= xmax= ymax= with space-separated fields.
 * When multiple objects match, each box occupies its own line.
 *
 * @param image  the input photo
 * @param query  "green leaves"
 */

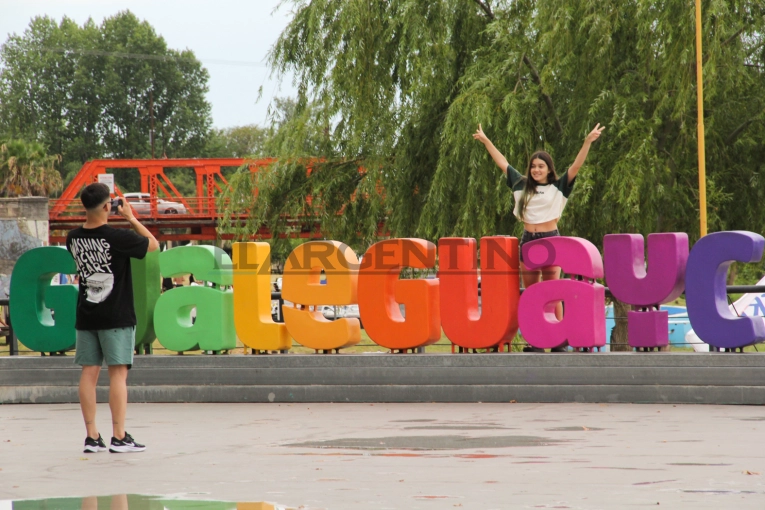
xmin=0 ymin=11 xmax=212 ymax=183
xmin=231 ymin=0 xmax=765 ymax=252
xmin=203 ymin=125 xmax=268 ymax=158
xmin=0 ymin=139 xmax=62 ymax=197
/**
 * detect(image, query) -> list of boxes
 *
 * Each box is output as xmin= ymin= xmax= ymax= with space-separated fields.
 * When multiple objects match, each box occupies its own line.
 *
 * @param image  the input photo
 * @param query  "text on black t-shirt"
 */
xmin=66 ymin=225 xmax=149 ymax=330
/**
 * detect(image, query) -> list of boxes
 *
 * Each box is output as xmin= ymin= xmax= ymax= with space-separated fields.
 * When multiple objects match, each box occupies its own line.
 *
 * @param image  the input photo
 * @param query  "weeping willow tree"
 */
xmin=221 ymin=0 xmax=765 ymax=256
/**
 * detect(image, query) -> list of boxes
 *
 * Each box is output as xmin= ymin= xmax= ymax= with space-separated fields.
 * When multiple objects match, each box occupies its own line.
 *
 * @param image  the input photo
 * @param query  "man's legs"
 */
xmin=75 ymin=329 xmax=104 ymax=439
xmin=108 ymin=365 xmax=128 ymax=440
xmin=80 ymin=496 xmax=97 ymax=510
xmin=100 ymin=327 xmax=134 ymax=441
xmin=110 ymin=494 xmax=128 ymax=510
xmin=103 ymin=327 xmax=145 ymax=451
xmin=79 ymin=365 xmax=101 ymax=439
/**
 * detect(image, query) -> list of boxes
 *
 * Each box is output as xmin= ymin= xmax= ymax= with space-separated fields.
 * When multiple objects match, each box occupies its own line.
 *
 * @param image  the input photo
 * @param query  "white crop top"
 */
xmin=506 ymin=164 xmax=576 ymax=224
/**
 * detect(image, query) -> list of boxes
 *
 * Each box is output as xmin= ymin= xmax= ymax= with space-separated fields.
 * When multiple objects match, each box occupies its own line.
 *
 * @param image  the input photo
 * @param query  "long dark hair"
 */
xmin=517 ymin=151 xmax=558 ymax=221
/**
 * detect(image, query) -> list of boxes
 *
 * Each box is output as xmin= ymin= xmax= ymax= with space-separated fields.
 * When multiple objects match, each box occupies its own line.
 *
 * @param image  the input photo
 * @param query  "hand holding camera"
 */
xmin=110 ymin=198 xmax=123 ymax=215
xmin=110 ymin=198 xmax=136 ymax=222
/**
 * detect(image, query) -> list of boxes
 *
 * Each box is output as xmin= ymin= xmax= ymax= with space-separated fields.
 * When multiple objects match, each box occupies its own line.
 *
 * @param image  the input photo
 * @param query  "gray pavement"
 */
xmin=1 ymin=402 xmax=764 ymax=509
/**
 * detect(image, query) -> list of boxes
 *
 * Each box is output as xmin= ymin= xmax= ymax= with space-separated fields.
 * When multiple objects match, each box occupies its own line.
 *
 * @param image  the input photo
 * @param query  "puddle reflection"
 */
xmin=2 ymin=495 xmax=296 ymax=510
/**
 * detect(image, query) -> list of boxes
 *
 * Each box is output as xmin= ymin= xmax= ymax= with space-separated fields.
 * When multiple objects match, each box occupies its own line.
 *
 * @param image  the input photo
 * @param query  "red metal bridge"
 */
xmin=48 ymin=158 xmax=323 ymax=244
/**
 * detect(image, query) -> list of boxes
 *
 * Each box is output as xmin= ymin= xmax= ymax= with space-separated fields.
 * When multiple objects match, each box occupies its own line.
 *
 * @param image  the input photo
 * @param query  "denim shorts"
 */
xmin=519 ymin=229 xmax=560 ymax=264
xmin=74 ymin=327 xmax=135 ymax=368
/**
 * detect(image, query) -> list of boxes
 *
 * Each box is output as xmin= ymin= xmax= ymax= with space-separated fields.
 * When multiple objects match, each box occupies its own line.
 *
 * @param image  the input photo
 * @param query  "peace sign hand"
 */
xmin=586 ymin=123 xmax=605 ymax=143
xmin=473 ymin=123 xmax=489 ymax=144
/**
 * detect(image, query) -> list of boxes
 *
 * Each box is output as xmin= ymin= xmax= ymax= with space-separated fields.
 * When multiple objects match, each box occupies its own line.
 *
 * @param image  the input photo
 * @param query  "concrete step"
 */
xmin=2 ymin=353 xmax=764 ymax=404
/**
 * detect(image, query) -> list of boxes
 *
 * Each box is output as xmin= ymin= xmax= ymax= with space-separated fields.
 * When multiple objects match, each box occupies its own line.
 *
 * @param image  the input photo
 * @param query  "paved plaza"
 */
xmin=1 ymin=402 xmax=764 ymax=509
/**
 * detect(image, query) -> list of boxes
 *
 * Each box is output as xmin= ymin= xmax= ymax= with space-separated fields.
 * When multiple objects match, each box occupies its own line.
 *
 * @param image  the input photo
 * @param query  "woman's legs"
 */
xmin=541 ymin=265 xmax=568 ymax=350
xmin=541 ymin=265 xmax=563 ymax=320
xmin=522 ymin=262 xmax=566 ymax=350
xmin=520 ymin=230 xmax=566 ymax=350
xmin=520 ymin=261 xmax=543 ymax=351
xmin=520 ymin=261 xmax=541 ymax=288
xmin=521 ymin=262 xmax=562 ymax=320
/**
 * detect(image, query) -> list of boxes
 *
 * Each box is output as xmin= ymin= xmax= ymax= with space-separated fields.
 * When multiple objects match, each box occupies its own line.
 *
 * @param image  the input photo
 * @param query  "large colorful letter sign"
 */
xmin=358 ymin=239 xmax=440 ymax=350
xmin=518 ymin=237 xmax=606 ymax=349
xmin=9 ymin=246 xmax=77 ymax=352
xmin=686 ymin=231 xmax=765 ymax=349
xmin=604 ymin=233 xmax=688 ymax=348
xmin=282 ymin=241 xmax=360 ymax=351
xmin=232 ymin=242 xmax=291 ymax=352
xmin=153 ymin=246 xmax=236 ymax=352
xmin=439 ymin=237 xmax=519 ymax=349
xmin=131 ymin=250 xmax=161 ymax=349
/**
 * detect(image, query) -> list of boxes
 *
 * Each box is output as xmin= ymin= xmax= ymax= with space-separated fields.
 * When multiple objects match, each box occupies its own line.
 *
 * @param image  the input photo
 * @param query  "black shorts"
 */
xmin=519 ymin=229 xmax=560 ymax=264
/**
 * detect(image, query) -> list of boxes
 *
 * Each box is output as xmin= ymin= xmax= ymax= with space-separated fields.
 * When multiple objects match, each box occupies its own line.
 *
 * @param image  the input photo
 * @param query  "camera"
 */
xmin=110 ymin=198 xmax=123 ymax=215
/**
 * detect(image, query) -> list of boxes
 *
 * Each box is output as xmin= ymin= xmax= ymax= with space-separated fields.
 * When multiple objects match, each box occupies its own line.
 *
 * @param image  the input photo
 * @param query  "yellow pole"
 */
xmin=695 ymin=0 xmax=707 ymax=236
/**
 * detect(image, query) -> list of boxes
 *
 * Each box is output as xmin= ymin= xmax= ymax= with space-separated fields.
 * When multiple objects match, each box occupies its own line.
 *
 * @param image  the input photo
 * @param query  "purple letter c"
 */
xmin=686 ymin=231 xmax=765 ymax=349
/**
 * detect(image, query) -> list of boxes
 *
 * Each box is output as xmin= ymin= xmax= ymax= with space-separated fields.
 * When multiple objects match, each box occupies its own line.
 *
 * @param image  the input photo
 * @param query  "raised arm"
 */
xmin=473 ymin=124 xmax=509 ymax=174
xmin=118 ymin=201 xmax=160 ymax=252
xmin=567 ymin=123 xmax=605 ymax=183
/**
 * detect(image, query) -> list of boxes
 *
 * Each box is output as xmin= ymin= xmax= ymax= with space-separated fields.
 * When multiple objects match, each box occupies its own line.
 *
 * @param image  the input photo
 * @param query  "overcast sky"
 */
xmin=0 ymin=0 xmax=297 ymax=129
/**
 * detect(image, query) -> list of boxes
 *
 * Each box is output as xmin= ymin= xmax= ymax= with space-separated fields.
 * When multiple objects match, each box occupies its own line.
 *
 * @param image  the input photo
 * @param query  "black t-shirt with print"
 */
xmin=66 ymin=225 xmax=149 ymax=330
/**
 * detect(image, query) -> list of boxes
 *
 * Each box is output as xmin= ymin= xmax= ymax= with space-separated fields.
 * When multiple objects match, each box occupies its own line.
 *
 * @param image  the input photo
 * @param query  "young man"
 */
xmin=66 ymin=183 xmax=159 ymax=453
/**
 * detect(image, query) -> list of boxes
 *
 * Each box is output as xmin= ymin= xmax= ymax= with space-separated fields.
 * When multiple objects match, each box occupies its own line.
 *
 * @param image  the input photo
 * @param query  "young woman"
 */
xmin=473 ymin=123 xmax=604 ymax=343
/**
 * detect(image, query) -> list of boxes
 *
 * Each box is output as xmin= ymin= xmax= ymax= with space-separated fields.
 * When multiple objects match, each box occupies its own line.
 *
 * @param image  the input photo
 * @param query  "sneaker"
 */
xmin=109 ymin=432 xmax=146 ymax=453
xmin=83 ymin=434 xmax=107 ymax=453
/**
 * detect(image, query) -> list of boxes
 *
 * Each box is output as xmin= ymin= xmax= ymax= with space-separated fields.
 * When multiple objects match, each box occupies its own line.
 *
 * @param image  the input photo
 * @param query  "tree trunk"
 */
xmin=726 ymin=262 xmax=738 ymax=285
xmin=610 ymin=299 xmax=631 ymax=352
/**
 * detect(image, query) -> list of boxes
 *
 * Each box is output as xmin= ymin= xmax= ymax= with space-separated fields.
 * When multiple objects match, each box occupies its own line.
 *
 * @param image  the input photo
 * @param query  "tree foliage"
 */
xmin=0 ymin=11 xmax=213 ymax=192
xmin=222 ymin=0 xmax=765 ymax=253
xmin=204 ymin=125 xmax=269 ymax=158
xmin=0 ymin=139 xmax=62 ymax=197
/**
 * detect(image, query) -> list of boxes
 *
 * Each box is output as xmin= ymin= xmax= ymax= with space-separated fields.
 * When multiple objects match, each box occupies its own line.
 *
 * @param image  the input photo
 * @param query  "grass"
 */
xmin=0 ymin=328 xmax=529 ymax=356
xmin=4 ymin=330 xmax=764 ymax=356
xmin=147 ymin=329 xmax=527 ymax=355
